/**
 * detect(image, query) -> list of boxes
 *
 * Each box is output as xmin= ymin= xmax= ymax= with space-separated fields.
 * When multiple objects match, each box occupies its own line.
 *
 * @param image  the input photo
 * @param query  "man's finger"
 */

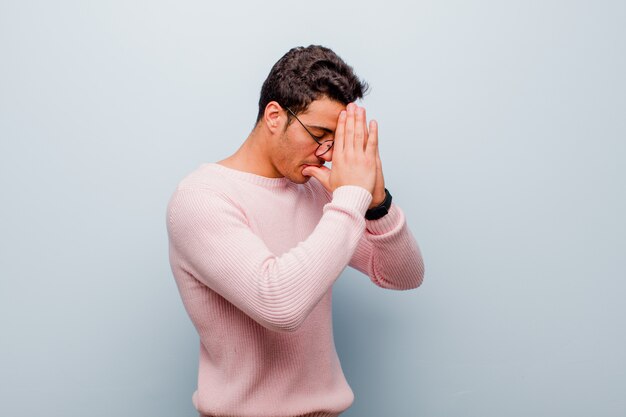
xmin=376 ymin=146 xmax=385 ymax=188
xmin=354 ymin=106 xmax=366 ymax=152
xmin=366 ymin=119 xmax=378 ymax=158
xmin=361 ymin=107 xmax=369 ymax=151
xmin=344 ymin=103 xmax=356 ymax=156
xmin=334 ymin=110 xmax=346 ymax=153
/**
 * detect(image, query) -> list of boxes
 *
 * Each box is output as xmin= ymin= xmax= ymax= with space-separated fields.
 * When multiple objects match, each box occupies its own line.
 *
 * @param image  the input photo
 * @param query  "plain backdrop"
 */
xmin=1 ymin=1 xmax=625 ymax=416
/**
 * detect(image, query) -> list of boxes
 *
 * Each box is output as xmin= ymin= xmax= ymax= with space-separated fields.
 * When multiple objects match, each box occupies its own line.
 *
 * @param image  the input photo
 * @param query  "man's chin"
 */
xmin=285 ymin=169 xmax=313 ymax=184
xmin=290 ymin=174 xmax=311 ymax=184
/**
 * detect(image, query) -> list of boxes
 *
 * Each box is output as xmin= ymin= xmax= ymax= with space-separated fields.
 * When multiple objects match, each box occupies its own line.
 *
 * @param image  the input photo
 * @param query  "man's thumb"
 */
xmin=302 ymin=165 xmax=332 ymax=191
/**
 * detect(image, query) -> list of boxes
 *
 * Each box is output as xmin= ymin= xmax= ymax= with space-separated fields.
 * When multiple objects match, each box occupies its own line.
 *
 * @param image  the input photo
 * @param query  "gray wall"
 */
xmin=1 ymin=1 xmax=624 ymax=416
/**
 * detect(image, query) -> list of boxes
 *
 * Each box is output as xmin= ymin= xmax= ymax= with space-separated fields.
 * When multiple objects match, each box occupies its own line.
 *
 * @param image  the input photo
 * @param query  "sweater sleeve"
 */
xmin=167 ymin=185 xmax=372 ymax=333
xmin=348 ymin=203 xmax=425 ymax=290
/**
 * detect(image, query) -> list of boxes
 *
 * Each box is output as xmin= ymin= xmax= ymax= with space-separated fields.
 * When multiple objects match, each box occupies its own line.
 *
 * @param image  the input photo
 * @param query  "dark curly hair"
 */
xmin=256 ymin=45 xmax=369 ymax=124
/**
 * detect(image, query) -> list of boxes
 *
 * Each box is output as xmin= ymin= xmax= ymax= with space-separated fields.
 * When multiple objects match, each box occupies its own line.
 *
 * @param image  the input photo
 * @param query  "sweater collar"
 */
xmin=204 ymin=163 xmax=292 ymax=189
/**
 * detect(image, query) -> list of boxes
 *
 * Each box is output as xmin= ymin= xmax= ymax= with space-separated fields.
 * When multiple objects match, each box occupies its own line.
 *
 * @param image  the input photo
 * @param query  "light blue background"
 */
xmin=1 ymin=1 xmax=624 ymax=416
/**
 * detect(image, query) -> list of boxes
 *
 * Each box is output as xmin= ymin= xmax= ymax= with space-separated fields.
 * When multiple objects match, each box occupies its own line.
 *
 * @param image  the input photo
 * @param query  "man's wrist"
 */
xmin=365 ymin=188 xmax=392 ymax=220
xmin=369 ymin=191 xmax=386 ymax=208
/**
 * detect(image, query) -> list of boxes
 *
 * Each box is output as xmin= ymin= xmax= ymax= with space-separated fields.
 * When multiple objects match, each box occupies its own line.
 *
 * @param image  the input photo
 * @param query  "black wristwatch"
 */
xmin=365 ymin=188 xmax=392 ymax=220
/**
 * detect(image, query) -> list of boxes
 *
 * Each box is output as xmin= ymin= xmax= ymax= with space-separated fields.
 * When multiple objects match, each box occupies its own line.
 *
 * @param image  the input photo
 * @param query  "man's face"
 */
xmin=271 ymin=97 xmax=345 ymax=184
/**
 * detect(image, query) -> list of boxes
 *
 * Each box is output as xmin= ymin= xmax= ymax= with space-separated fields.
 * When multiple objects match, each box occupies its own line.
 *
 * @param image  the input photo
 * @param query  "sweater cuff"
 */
xmin=331 ymin=186 xmax=373 ymax=217
xmin=365 ymin=204 xmax=403 ymax=235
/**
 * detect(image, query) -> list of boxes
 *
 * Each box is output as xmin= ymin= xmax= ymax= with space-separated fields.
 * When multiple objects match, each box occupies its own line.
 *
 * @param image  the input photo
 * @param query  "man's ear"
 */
xmin=264 ymin=101 xmax=284 ymax=133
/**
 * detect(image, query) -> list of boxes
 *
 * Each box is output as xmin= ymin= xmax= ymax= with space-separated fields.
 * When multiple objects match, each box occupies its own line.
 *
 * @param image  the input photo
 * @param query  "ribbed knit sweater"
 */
xmin=166 ymin=163 xmax=424 ymax=417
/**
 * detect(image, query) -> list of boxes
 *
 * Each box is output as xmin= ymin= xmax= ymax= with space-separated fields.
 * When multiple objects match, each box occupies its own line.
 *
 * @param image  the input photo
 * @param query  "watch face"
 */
xmin=365 ymin=206 xmax=388 ymax=220
xmin=365 ymin=209 xmax=385 ymax=220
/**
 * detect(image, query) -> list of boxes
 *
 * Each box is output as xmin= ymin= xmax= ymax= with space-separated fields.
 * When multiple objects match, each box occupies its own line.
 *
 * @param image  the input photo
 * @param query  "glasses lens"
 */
xmin=316 ymin=141 xmax=334 ymax=156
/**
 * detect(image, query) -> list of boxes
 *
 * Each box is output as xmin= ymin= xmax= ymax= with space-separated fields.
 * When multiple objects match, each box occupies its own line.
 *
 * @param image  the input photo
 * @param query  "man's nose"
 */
xmin=319 ymin=146 xmax=333 ymax=162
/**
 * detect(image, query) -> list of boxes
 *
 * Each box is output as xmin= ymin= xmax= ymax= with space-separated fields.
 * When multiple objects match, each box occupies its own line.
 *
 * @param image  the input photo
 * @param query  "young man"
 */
xmin=166 ymin=45 xmax=425 ymax=417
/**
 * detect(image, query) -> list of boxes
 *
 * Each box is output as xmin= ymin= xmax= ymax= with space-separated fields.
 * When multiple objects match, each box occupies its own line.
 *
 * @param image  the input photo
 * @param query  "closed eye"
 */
xmin=308 ymin=126 xmax=334 ymax=140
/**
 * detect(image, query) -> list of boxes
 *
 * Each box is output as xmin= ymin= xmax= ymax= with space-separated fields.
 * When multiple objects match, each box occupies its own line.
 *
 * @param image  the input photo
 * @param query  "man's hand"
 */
xmin=303 ymin=103 xmax=386 ymax=209
xmin=362 ymin=108 xmax=386 ymax=208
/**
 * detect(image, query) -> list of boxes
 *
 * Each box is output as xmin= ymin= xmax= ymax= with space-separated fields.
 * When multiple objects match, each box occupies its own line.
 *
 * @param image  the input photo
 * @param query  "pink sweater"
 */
xmin=166 ymin=163 xmax=424 ymax=417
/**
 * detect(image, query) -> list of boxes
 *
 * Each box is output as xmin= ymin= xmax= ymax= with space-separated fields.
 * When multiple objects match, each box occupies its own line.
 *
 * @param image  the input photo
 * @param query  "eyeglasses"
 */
xmin=284 ymin=106 xmax=334 ymax=157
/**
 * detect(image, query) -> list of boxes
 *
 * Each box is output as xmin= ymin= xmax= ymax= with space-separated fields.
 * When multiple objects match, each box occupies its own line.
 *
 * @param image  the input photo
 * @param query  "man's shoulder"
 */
xmin=167 ymin=163 xmax=242 ymax=211
xmin=174 ymin=163 xmax=228 ymax=190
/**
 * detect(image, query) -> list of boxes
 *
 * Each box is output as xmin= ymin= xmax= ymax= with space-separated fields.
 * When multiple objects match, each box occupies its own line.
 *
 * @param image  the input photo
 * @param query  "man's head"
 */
xmin=254 ymin=46 xmax=368 ymax=184
xmin=256 ymin=45 xmax=368 ymax=124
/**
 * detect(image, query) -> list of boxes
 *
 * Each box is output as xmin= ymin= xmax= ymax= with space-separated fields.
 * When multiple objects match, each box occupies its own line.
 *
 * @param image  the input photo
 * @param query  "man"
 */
xmin=166 ymin=45 xmax=424 ymax=417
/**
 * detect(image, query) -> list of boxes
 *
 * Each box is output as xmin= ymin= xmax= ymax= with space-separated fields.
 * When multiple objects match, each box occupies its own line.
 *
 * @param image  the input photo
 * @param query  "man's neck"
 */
xmin=217 ymin=129 xmax=282 ymax=178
